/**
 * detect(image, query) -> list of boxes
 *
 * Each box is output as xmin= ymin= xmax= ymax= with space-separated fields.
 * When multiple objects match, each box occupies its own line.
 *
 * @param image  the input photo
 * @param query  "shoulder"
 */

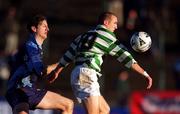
xmin=24 ymin=34 xmax=39 ymax=49
xmin=95 ymin=28 xmax=117 ymax=43
xmin=25 ymin=39 xmax=38 ymax=49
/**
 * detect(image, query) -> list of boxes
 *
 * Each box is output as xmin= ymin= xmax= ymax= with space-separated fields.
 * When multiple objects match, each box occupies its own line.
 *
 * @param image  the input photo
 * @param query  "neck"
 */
xmin=35 ymin=35 xmax=44 ymax=46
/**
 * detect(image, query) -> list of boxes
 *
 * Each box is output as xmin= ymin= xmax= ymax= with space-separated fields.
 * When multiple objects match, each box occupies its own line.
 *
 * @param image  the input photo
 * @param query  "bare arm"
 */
xmin=131 ymin=63 xmax=152 ymax=89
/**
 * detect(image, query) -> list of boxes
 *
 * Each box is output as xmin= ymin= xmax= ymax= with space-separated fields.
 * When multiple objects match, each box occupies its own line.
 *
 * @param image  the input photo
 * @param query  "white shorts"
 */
xmin=71 ymin=66 xmax=101 ymax=103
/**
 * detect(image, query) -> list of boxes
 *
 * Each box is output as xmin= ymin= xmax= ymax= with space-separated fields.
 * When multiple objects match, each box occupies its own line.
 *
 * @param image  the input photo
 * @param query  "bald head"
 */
xmin=98 ymin=12 xmax=118 ymax=32
xmin=98 ymin=12 xmax=117 ymax=25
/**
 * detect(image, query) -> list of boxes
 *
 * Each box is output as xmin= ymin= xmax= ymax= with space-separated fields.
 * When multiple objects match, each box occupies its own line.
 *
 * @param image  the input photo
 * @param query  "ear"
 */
xmin=104 ymin=20 xmax=109 ymax=26
xmin=31 ymin=26 xmax=37 ymax=32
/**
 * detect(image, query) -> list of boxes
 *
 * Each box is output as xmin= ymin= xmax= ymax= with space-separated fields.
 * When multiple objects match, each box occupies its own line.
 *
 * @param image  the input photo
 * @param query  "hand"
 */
xmin=47 ymin=66 xmax=63 ymax=83
xmin=145 ymin=76 xmax=152 ymax=89
xmin=47 ymin=70 xmax=59 ymax=83
xmin=46 ymin=63 xmax=59 ymax=75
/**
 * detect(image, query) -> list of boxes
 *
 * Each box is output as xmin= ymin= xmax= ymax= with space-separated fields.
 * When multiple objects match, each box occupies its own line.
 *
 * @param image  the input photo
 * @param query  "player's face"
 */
xmin=106 ymin=15 xmax=118 ymax=32
xmin=36 ymin=20 xmax=49 ymax=39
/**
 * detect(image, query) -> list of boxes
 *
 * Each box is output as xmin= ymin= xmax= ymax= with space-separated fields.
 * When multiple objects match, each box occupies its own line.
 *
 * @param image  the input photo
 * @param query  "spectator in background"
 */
xmin=147 ymin=1 xmax=178 ymax=89
xmin=1 ymin=6 xmax=20 ymax=56
xmin=117 ymin=70 xmax=130 ymax=107
xmin=0 ymin=6 xmax=20 ymax=96
xmin=0 ymin=57 xmax=10 ymax=96
xmin=126 ymin=9 xmax=138 ymax=30
xmin=106 ymin=0 xmax=124 ymax=27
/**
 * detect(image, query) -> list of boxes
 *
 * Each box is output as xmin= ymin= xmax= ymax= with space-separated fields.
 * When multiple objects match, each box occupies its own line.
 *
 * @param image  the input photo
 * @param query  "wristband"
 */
xmin=143 ymin=71 xmax=149 ymax=77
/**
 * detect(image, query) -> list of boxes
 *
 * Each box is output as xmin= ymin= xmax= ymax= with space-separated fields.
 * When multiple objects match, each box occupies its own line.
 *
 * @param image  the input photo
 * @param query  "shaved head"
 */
xmin=98 ymin=12 xmax=117 ymax=25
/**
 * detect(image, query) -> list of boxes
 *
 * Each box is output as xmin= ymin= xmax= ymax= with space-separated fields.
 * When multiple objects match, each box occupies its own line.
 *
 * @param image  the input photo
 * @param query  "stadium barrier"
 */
xmin=130 ymin=91 xmax=180 ymax=114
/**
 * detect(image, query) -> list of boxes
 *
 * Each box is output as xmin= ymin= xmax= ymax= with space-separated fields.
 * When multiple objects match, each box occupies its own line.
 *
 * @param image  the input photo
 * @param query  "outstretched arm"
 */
xmin=131 ymin=63 xmax=152 ymax=89
xmin=46 ymin=36 xmax=80 ymax=83
xmin=106 ymin=40 xmax=152 ymax=89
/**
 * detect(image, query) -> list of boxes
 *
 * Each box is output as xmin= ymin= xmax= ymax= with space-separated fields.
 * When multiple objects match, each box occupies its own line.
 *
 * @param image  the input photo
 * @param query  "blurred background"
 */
xmin=0 ymin=0 xmax=180 ymax=114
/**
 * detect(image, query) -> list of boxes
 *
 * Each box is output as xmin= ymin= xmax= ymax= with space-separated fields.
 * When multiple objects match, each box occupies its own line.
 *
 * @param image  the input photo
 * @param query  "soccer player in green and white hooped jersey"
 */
xmin=59 ymin=25 xmax=135 ymax=74
xmin=48 ymin=12 xmax=153 ymax=114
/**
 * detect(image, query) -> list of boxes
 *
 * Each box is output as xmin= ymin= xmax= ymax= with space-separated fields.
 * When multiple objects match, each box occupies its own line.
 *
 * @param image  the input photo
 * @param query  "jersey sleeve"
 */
xmin=93 ymin=30 xmax=137 ymax=68
xmin=25 ymin=42 xmax=44 ymax=76
xmin=59 ymin=36 xmax=80 ymax=67
xmin=108 ymin=40 xmax=137 ymax=68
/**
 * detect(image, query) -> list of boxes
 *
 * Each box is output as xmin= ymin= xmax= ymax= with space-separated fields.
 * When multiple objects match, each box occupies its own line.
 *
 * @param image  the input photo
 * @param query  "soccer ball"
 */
xmin=130 ymin=32 xmax=152 ymax=52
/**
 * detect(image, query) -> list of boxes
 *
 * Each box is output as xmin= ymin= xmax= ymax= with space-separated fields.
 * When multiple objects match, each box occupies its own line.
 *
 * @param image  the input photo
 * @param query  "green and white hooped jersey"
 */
xmin=59 ymin=25 xmax=136 ymax=73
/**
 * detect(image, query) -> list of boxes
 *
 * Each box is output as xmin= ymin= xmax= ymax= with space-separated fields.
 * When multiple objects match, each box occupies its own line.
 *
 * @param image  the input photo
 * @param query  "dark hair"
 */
xmin=97 ymin=12 xmax=116 ymax=24
xmin=27 ymin=14 xmax=47 ymax=33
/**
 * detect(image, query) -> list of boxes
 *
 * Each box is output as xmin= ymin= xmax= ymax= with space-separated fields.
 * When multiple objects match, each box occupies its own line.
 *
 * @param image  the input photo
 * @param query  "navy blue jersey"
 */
xmin=7 ymin=33 xmax=45 ymax=90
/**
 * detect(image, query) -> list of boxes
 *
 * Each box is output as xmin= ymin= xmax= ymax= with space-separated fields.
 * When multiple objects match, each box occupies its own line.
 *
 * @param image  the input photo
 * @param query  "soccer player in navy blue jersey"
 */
xmin=5 ymin=15 xmax=73 ymax=114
